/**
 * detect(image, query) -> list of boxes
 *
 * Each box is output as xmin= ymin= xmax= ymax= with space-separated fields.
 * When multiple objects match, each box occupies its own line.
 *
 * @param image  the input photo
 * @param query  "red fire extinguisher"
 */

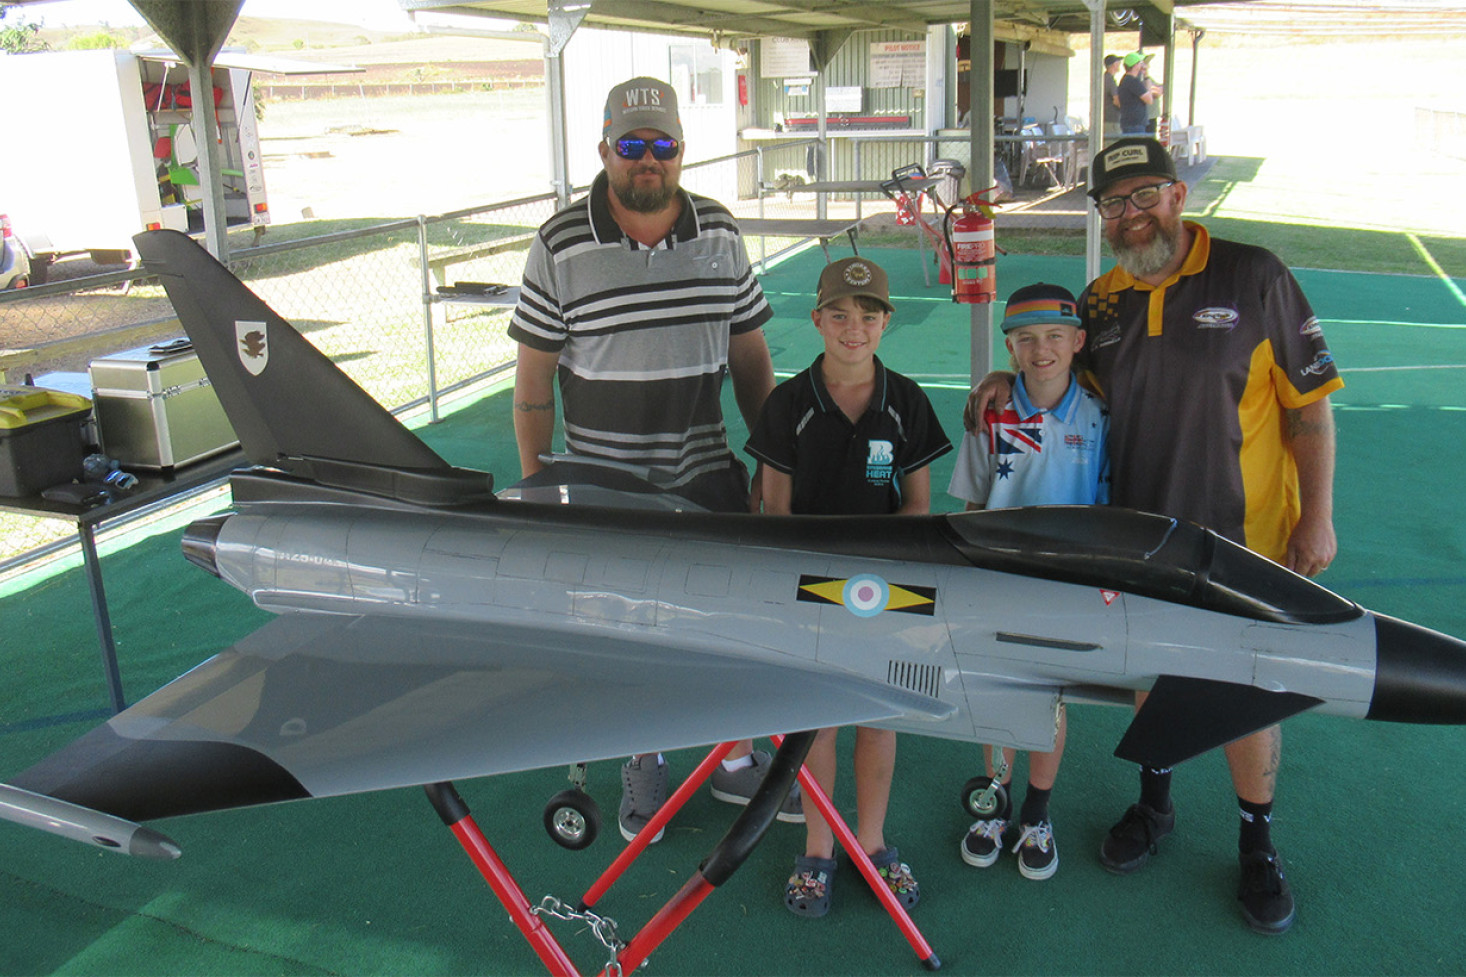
xmin=943 ymin=189 xmax=997 ymax=304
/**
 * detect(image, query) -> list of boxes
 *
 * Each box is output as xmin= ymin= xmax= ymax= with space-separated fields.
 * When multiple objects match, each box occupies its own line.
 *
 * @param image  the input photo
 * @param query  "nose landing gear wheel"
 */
xmin=544 ymin=788 xmax=601 ymax=850
xmin=960 ymin=776 xmax=1009 ymax=819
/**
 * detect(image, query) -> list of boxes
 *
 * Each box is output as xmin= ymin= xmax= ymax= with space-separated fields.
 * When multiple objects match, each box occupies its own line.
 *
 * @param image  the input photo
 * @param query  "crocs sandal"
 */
xmin=870 ymin=846 xmax=921 ymax=909
xmin=785 ymin=855 xmax=837 ymax=918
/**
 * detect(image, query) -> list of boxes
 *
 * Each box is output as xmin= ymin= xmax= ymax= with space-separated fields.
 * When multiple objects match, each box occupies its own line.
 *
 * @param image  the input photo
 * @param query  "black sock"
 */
xmin=1020 ymin=784 xmax=1052 ymax=825
xmin=1139 ymin=766 xmax=1173 ymax=813
xmin=1238 ymin=797 xmax=1274 ymax=853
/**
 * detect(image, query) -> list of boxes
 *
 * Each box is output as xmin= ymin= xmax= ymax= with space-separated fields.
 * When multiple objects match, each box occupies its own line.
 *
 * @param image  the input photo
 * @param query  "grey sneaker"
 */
xmin=1013 ymin=820 xmax=1058 ymax=880
xmin=619 ymin=755 xmax=668 ymax=843
xmin=708 ymin=749 xmax=804 ymax=823
xmin=960 ymin=817 xmax=1008 ymax=868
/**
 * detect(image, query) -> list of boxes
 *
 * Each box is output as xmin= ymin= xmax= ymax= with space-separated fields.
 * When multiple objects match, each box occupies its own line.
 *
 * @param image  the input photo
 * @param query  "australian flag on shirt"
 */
xmin=947 ymin=373 xmax=1111 ymax=509
xmin=989 ymin=409 xmax=1045 ymax=458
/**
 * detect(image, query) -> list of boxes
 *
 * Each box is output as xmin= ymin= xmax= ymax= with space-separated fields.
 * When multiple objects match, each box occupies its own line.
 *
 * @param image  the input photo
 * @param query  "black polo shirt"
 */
xmin=746 ymin=355 xmax=951 ymax=515
xmin=1078 ymin=223 xmax=1344 ymax=561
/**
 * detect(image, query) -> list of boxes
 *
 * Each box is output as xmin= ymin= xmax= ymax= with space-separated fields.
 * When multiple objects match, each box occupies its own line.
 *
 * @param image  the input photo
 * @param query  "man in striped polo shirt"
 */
xmin=510 ymin=76 xmax=775 ymax=514
xmin=509 ymin=77 xmax=794 ymax=842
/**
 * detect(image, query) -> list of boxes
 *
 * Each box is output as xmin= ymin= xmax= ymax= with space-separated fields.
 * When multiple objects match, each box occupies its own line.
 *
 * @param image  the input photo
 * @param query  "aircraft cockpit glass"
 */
xmin=943 ymin=506 xmax=1362 ymax=626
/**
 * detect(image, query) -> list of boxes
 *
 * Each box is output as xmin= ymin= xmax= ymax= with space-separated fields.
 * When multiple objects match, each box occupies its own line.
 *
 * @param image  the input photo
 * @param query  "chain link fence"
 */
xmin=0 ymin=190 xmax=557 ymax=570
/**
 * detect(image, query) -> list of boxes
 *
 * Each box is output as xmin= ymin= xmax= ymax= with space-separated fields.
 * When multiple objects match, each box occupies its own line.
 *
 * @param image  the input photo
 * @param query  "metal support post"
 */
xmin=968 ymin=0 xmax=996 ymax=384
xmin=417 ymin=215 xmax=440 ymax=423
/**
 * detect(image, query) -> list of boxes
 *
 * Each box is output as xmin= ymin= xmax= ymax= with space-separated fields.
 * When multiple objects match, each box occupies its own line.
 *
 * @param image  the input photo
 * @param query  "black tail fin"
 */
xmin=134 ymin=231 xmax=491 ymax=504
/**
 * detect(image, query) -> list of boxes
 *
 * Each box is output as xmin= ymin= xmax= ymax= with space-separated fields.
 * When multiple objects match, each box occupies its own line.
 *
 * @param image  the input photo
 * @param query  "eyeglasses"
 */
xmin=1095 ymin=181 xmax=1176 ymax=219
xmin=611 ymin=136 xmax=680 ymax=161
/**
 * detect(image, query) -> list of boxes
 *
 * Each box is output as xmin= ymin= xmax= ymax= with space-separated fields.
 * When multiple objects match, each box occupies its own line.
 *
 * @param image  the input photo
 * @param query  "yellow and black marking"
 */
xmin=797 ymin=574 xmax=937 ymax=616
xmin=1086 ymin=288 xmax=1123 ymax=329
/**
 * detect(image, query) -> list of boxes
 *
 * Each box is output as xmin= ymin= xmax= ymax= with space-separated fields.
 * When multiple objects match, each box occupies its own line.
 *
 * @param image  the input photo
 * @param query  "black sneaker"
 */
xmin=1013 ymin=820 xmax=1058 ymax=881
xmin=960 ymin=817 xmax=1008 ymax=868
xmin=1238 ymin=849 xmax=1295 ymax=935
xmin=1098 ymin=802 xmax=1175 ymax=874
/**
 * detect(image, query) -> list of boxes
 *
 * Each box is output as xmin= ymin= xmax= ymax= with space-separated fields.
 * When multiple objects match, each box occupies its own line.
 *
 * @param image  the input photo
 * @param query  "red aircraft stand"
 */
xmin=426 ymin=733 xmax=940 ymax=975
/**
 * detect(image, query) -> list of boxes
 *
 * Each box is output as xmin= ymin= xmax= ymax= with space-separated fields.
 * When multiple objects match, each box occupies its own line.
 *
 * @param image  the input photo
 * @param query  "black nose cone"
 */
xmin=1368 ymin=613 xmax=1466 ymax=724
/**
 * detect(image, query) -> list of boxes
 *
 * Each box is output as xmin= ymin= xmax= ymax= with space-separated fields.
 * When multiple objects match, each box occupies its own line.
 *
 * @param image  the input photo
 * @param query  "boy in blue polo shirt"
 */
xmin=947 ymin=281 xmax=1110 ymax=882
xmin=747 ymin=256 xmax=950 ymax=918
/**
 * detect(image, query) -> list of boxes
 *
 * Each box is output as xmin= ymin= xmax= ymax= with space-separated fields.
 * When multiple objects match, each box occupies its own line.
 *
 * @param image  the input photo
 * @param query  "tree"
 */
xmin=67 ymin=31 xmax=123 ymax=50
xmin=0 ymin=3 xmax=48 ymax=54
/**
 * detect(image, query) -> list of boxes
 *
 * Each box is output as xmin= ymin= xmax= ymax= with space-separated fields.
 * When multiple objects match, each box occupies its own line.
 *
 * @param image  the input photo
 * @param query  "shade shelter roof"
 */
xmin=397 ymin=0 xmax=1240 ymax=45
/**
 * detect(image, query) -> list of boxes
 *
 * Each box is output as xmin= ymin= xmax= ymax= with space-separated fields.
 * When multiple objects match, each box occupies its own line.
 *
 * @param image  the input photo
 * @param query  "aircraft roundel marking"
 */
xmin=796 ymin=574 xmax=936 ymax=616
xmin=844 ymin=574 xmax=889 ymax=617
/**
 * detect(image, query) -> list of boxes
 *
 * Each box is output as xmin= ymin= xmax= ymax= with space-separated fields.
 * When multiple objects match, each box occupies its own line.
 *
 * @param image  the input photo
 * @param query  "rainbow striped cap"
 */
xmin=1001 ymin=282 xmax=1081 ymax=333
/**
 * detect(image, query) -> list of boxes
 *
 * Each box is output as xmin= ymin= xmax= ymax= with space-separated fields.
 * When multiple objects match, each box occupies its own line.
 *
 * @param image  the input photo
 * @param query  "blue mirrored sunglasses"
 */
xmin=612 ymin=136 xmax=680 ymax=161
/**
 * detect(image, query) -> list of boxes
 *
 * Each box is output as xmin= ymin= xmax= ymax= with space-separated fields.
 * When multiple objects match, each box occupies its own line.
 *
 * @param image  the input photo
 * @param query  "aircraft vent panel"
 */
xmin=888 ymin=660 xmax=942 ymax=699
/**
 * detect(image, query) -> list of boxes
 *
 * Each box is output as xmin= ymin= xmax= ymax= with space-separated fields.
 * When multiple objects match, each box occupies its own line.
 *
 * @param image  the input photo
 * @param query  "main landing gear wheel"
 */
xmin=960 ymin=776 xmax=1009 ymax=819
xmin=543 ymin=788 xmax=601 ymax=850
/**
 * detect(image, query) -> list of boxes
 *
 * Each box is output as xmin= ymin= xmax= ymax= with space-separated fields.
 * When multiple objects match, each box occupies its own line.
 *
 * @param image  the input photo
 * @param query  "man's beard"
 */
xmin=611 ymin=169 xmax=678 ymax=213
xmin=1110 ymin=216 xmax=1183 ymax=279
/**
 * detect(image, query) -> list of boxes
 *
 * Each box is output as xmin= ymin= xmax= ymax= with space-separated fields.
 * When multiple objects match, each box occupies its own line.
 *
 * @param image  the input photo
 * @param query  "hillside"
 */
xmin=34 ymin=14 xmax=541 ymax=67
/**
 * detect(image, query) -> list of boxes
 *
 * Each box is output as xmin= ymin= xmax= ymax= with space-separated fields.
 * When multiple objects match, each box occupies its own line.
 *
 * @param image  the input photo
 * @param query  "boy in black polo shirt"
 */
xmin=746 ymin=256 xmax=950 ymax=917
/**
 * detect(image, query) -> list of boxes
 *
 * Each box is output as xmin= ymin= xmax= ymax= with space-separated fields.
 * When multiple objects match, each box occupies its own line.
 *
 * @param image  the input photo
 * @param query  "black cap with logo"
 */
xmin=1088 ymin=137 xmax=1178 ymax=200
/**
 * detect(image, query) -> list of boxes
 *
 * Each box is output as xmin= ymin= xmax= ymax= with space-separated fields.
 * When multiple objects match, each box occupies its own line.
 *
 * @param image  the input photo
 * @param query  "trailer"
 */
xmin=0 ymin=50 xmax=268 ymax=283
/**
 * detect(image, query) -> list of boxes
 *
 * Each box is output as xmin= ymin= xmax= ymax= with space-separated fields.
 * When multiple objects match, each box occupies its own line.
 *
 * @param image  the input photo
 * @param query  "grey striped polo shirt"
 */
xmin=509 ymin=172 xmax=772 ymax=498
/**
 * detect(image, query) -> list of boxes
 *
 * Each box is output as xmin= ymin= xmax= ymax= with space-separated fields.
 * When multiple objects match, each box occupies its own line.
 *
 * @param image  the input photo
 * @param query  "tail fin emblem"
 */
xmin=236 ymin=320 xmax=268 ymax=375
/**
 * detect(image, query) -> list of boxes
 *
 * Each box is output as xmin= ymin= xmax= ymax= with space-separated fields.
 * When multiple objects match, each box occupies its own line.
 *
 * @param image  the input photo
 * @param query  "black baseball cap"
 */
xmin=1088 ymin=137 xmax=1178 ymax=200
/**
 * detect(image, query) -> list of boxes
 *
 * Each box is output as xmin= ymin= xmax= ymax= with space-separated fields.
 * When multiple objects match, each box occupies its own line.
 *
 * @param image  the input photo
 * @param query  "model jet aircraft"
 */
xmin=4 ymin=230 xmax=1466 ymax=866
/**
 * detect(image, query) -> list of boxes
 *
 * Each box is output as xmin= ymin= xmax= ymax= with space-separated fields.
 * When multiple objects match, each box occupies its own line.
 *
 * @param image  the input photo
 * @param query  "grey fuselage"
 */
xmin=196 ymin=476 xmax=1381 ymax=756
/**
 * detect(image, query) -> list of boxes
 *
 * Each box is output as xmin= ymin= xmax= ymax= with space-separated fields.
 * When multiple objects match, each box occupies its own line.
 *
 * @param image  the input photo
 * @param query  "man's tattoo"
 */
xmin=515 ymin=398 xmax=555 ymax=413
xmin=1285 ymin=407 xmax=1326 ymax=440
xmin=1262 ymin=726 xmax=1281 ymax=789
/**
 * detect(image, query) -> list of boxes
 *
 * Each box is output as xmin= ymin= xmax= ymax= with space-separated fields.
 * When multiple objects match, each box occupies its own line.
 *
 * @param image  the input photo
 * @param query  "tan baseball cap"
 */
xmin=815 ymin=257 xmax=893 ymax=312
xmin=603 ymin=77 xmax=683 ymax=143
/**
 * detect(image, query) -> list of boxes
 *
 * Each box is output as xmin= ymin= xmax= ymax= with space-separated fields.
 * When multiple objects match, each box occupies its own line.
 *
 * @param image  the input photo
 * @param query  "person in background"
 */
xmin=1141 ymin=59 xmax=1165 ymax=135
xmin=1117 ymin=52 xmax=1159 ymax=136
xmin=1102 ymin=54 xmax=1124 ymax=139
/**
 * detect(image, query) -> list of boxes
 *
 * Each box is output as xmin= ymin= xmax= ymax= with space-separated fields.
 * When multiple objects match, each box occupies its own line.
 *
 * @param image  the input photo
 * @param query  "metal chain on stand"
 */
xmin=531 ymin=895 xmax=627 ymax=976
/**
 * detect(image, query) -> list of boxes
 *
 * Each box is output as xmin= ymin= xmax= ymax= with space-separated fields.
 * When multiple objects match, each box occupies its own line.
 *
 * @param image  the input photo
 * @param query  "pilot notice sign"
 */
xmin=870 ymin=41 xmax=925 ymax=88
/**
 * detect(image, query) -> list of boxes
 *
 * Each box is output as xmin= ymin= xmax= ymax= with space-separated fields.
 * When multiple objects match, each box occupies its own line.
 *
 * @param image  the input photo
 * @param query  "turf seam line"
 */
xmin=0 ymin=707 xmax=111 ymax=737
xmin=1 ymin=870 xmax=344 ymax=976
xmin=1406 ymin=232 xmax=1466 ymax=307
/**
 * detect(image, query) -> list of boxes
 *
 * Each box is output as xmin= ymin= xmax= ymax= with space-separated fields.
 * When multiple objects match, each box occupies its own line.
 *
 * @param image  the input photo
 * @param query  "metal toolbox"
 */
xmin=88 ymin=338 xmax=238 ymax=470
